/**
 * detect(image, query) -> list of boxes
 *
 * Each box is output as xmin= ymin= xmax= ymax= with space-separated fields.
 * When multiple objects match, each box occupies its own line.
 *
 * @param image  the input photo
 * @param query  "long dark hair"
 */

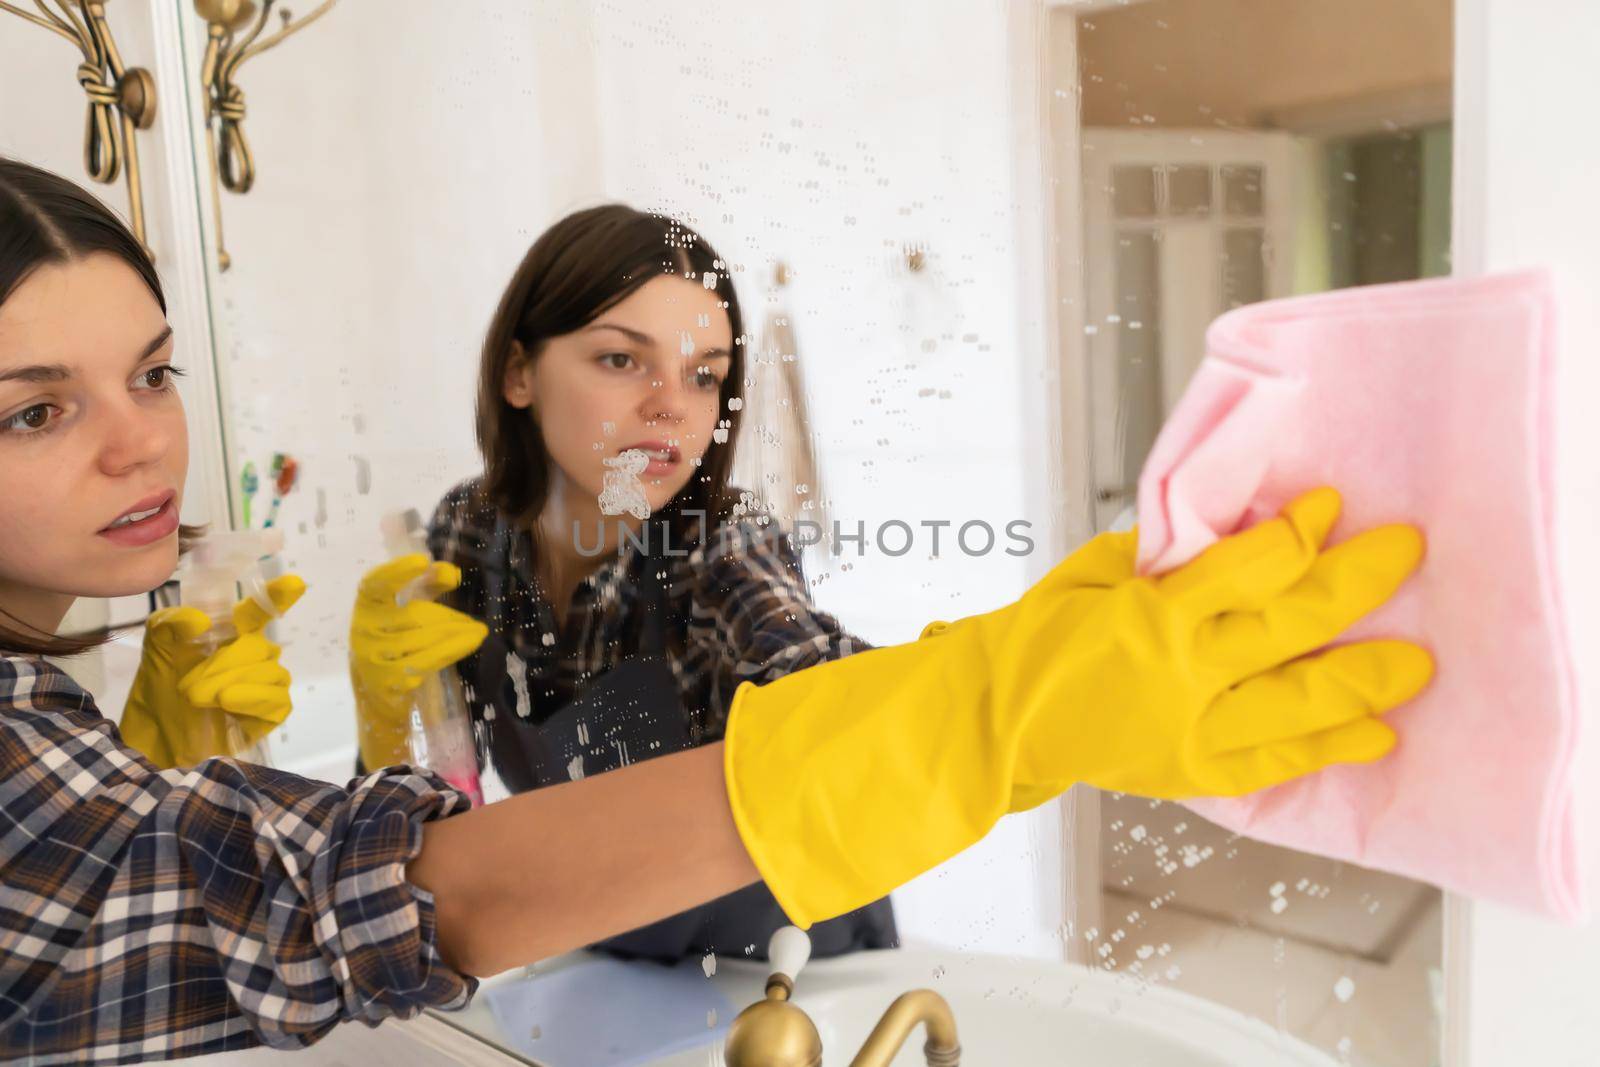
xmin=476 ymin=204 xmax=747 ymax=538
xmin=0 ymin=157 xmax=199 ymax=657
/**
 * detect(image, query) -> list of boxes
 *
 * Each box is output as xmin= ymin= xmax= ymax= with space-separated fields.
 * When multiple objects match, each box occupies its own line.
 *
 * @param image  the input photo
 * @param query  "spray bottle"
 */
xmin=177 ymin=528 xmax=287 ymax=764
xmin=380 ymin=509 xmax=484 ymax=806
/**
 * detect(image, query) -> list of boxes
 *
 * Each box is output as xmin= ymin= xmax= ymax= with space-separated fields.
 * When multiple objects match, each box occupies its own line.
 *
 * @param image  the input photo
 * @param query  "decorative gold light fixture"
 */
xmin=0 ymin=1 xmax=158 ymax=249
xmin=193 ymin=0 xmax=335 ymax=270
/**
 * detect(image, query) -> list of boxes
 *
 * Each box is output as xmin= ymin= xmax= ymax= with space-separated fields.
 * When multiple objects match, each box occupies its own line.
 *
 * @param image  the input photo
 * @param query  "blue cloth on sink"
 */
xmin=482 ymin=953 xmax=734 ymax=1066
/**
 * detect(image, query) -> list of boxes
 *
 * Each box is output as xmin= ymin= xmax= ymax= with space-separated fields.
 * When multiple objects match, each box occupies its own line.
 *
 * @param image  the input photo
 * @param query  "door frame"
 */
xmin=1078 ymin=126 xmax=1301 ymax=530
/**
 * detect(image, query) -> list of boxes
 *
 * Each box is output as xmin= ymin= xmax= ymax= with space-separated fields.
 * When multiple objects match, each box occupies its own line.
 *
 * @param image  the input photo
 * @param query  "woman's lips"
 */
xmin=98 ymin=494 xmax=179 ymax=547
xmin=621 ymin=443 xmax=681 ymax=476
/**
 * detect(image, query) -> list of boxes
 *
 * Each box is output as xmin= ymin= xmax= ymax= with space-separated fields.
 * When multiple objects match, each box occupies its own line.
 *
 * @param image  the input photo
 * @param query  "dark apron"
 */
xmin=476 ymin=519 xmax=897 ymax=963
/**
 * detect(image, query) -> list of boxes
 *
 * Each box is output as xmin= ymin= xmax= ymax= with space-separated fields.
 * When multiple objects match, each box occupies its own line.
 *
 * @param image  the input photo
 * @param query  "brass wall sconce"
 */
xmin=0 ymin=1 xmax=158 ymax=249
xmin=193 ymin=0 xmax=335 ymax=270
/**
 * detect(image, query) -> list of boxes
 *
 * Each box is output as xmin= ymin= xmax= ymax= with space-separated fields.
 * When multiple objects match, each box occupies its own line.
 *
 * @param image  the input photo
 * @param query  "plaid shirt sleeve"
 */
xmin=0 ymin=655 xmax=476 ymax=1064
xmin=689 ymin=517 xmax=871 ymax=707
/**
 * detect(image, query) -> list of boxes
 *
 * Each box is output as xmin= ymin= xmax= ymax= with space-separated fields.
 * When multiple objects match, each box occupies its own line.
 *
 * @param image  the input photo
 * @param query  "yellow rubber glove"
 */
xmin=724 ymin=487 xmax=1433 ymax=928
xmin=120 ymin=574 xmax=307 ymax=769
xmin=350 ymin=554 xmax=488 ymax=771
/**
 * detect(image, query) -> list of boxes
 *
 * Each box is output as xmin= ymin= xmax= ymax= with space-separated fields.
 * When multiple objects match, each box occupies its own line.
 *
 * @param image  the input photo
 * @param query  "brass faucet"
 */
xmin=847 ymin=989 xmax=961 ymax=1067
xmin=723 ymin=927 xmax=962 ymax=1067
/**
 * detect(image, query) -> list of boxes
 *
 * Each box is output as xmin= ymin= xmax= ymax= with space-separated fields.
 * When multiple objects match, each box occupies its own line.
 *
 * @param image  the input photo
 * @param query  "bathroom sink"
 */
xmin=447 ymin=944 xmax=1340 ymax=1066
xmin=644 ymin=946 xmax=1338 ymax=1066
xmin=216 ymin=942 xmax=1341 ymax=1066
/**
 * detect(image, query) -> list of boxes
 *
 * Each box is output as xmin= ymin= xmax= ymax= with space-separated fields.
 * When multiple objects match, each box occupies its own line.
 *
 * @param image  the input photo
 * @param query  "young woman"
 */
xmin=1 ymin=156 xmax=1433 ymax=1062
xmin=352 ymin=204 xmax=909 ymax=960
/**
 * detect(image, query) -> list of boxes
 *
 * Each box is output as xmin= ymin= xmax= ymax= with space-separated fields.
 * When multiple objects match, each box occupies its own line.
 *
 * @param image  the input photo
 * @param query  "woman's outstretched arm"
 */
xmin=408 ymin=741 xmax=759 ymax=976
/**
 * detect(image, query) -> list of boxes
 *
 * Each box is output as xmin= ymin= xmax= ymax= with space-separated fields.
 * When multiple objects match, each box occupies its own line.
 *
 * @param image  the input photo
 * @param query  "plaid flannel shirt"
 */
xmin=427 ymin=478 xmax=868 ymax=740
xmin=0 ymin=655 xmax=474 ymax=1064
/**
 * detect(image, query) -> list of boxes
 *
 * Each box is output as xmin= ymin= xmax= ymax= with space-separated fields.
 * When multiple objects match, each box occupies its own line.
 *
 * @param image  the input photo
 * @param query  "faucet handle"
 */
xmin=767 ymin=925 xmax=812 ymax=986
xmin=725 ymin=927 xmax=822 ymax=1067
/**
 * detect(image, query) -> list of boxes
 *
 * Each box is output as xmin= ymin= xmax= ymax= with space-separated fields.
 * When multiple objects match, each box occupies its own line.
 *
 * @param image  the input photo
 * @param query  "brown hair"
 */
xmin=476 ymin=204 xmax=747 ymax=536
xmin=0 ymin=157 xmax=200 ymax=657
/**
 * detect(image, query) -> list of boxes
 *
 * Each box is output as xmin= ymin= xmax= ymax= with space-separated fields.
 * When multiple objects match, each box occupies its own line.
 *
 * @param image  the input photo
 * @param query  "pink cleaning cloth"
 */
xmin=1134 ymin=269 xmax=1583 ymax=922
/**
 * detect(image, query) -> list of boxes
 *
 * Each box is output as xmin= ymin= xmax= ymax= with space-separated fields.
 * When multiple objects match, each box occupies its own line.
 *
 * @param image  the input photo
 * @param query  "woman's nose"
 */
xmin=642 ymin=374 xmax=689 ymax=424
xmin=98 ymin=399 xmax=171 ymax=476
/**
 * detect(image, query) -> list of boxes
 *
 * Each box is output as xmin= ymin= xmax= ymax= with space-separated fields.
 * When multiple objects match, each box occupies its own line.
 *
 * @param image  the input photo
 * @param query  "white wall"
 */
xmin=1446 ymin=0 xmax=1600 ymax=1062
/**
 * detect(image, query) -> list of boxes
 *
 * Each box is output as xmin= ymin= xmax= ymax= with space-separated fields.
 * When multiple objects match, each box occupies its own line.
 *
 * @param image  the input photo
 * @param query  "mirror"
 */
xmin=184 ymin=0 xmax=1454 ymax=1062
xmin=0 ymin=0 xmax=1455 ymax=1062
